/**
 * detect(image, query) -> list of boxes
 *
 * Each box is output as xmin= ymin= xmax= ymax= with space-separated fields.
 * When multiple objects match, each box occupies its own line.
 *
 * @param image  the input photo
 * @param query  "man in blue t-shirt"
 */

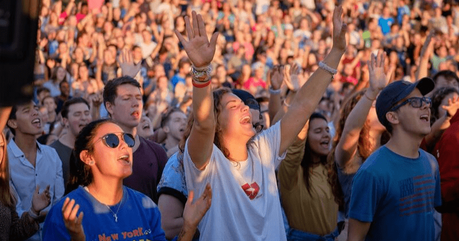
xmin=378 ymin=6 xmax=394 ymax=35
xmin=348 ymin=78 xmax=442 ymax=241
xmin=171 ymin=59 xmax=191 ymax=90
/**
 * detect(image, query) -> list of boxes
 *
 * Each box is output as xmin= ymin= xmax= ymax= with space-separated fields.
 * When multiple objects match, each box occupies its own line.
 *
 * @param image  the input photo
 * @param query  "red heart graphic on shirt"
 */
xmin=241 ymin=182 xmax=260 ymax=200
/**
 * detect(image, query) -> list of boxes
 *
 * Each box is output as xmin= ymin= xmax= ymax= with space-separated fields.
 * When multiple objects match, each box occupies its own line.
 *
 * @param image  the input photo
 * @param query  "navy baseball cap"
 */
xmin=376 ymin=78 xmax=435 ymax=128
xmin=232 ymin=89 xmax=260 ymax=111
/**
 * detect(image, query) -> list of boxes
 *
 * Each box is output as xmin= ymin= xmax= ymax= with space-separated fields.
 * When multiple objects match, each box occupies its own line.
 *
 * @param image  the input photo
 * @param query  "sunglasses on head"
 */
xmin=92 ymin=133 xmax=135 ymax=149
xmin=390 ymin=97 xmax=432 ymax=112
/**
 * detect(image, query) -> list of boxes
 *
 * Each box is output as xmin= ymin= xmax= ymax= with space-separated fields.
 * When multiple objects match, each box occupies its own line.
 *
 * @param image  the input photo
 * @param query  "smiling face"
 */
xmin=218 ymin=93 xmax=256 ymax=141
xmin=107 ymin=84 xmax=143 ymax=131
xmin=87 ymin=122 xmax=133 ymax=180
xmin=307 ymin=118 xmax=331 ymax=156
xmin=9 ymin=102 xmax=43 ymax=136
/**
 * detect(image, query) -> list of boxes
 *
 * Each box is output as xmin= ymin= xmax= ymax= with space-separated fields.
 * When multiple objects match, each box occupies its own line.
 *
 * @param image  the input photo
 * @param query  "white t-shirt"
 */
xmin=184 ymin=122 xmax=287 ymax=241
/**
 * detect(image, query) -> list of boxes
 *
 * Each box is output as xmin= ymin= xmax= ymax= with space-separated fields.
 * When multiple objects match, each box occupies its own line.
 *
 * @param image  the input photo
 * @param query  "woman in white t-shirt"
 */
xmin=174 ymin=9 xmax=347 ymax=241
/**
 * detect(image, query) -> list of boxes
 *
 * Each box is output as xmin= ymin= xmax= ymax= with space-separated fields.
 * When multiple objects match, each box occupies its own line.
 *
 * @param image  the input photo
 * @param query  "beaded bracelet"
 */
xmin=269 ymin=87 xmax=281 ymax=94
xmin=191 ymin=65 xmax=212 ymax=83
xmin=318 ymin=61 xmax=338 ymax=75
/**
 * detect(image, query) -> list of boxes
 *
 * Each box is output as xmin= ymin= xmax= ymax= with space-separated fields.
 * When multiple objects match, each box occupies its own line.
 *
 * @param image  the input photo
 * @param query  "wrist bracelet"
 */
xmin=28 ymin=208 xmax=40 ymax=220
xmin=192 ymin=79 xmax=211 ymax=88
xmin=269 ymin=87 xmax=281 ymax=94
xmin=283 ymin=100 xmax=291 ymax=107
xmin=318 ymin=61 xmax=338 ymax=75
xmin=191 ymin=65 xmax=212 ymax=82
xmin=192 ymin=64 xmax=210 ymax=71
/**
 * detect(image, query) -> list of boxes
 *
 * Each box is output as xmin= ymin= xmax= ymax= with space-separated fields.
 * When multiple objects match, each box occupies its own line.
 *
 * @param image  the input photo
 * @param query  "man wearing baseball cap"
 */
xmin=347 ymin=78 xmax=442 ymax=241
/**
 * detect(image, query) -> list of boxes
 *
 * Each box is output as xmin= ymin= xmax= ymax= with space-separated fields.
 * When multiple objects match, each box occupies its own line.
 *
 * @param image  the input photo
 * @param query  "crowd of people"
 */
xmin=1 ymin=0 xmax=459 ymax=240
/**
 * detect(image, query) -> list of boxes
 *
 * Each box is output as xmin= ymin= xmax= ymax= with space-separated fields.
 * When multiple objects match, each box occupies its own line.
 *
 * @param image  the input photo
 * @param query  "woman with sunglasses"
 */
xmin=175 ymin=8 xmax=347 ymax=240
xmin=43 ymin=119 xmax=211 ymax=241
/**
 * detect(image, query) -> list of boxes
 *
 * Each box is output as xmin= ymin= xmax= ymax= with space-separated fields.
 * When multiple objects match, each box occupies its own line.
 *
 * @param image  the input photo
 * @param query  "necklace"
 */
xmin=105 ymin=201 xmax=123 ymax=222
xmin=84 ymin=186 xmax=124 ymax=222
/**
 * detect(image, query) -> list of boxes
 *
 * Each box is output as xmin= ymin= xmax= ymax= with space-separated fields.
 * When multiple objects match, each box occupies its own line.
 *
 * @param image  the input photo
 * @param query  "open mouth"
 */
xmin=131 ymin=111 xmax=140 ymax=119
xmin=420 ymin=114 xmax=429 ymax=122
xmin=320 ymin=140 xmax=330 ymax=148
xmin=31 ymin=118 xmax=41 ymax=128
xmin=79 ymin=122 xmax=89 ymax=128
xmin=142 ymin=124 xmax=150 ymax=130
xmin=240 ymin=116 xmax=251 ymax=125
xmin=118 ymin=154 xmax=131 ymax=165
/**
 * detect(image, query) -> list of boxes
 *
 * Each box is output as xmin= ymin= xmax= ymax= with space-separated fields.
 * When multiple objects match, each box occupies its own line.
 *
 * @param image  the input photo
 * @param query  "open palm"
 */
xmin=332 ymin=6 xmax=347 ymax=51
xmin=175 ymin=11 xmax=219 ymax=68
xmin=368 ymin=51 xmax=388 ymax=97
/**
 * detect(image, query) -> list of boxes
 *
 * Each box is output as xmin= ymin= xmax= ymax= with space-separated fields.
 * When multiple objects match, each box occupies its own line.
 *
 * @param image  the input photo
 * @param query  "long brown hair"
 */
xmin=330 ymin=90 xmax=373 ymax=162
xmin=327 ymin=90 xmax=372 ymax=206
xmin=300 ymin=113 xmax=344 ymax=206
xmin=0 ymin=133 xmax=15 ymax=207
xmin=212 ymin=87 xmax=233 ymax=158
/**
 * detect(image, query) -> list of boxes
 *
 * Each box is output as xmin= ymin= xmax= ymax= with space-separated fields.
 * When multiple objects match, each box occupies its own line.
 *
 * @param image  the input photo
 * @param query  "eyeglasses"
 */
xmin=390 ymin=97 xmax=432 ymax=111
xmin=91 ymin=133 xmax=135 ymax=149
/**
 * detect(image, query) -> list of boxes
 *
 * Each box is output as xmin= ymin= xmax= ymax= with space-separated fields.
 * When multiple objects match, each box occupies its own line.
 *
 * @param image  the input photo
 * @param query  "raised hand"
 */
xmin=118 ymin=49 xmax=141 ymax=78
xmin=332 ymin=5 xmax=347 ymax=52
xmin=31 ymin=185 xmax=51 ymax=213
xmin=367 ymin=51 xmax=388 ymax=99
xmin=442 ymin=95 xmax=459 ymax=118
xmin=284 ymin=63 xmax=301 ymax=92
xmin=62 ymin=197 xmax=86 ymax=241
xmin=183 ymin=184 xmax=212 ymax=229
xmin=269 ymin=65 xmax=284 ymax=90
xmin=175 ymin=11 xmax=219 ymax=68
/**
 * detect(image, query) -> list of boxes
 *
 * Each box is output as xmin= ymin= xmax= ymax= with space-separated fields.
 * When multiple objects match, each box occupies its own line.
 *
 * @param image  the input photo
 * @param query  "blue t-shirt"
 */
xmin=157 ymin=153 xmax=188 ymax=205
xmin=349 ymin=146 xmax=441 ymax=241
xmin=170 ymin=74 xmax=186 ymax=90
xmin=43 ymin=186 xmax=166 ymax=241
xmin=378 ymin=17 xmax=394 ymax=35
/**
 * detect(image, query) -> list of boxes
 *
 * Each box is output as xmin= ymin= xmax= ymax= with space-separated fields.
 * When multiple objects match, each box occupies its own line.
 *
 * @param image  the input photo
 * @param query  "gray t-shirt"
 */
xmin=50 ymin=140 xmax=72 ymax=186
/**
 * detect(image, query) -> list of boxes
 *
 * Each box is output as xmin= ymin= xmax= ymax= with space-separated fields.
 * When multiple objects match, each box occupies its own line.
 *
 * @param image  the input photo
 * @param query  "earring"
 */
xmin=89 ymin=161 xmax=94 ymax=165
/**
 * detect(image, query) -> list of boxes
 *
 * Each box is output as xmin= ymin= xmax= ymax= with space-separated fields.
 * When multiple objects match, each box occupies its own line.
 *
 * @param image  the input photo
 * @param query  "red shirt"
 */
xmin=433 ymin=111 xmax=459 ymax=240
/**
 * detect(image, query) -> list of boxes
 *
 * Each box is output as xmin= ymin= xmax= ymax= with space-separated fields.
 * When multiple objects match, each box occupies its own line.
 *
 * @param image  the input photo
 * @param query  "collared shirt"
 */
xmin=8 ymin=139 xmax=65 ymax=241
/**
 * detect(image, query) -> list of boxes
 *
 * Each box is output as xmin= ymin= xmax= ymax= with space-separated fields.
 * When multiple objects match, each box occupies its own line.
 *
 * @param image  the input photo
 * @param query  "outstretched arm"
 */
xmin=278 ymin=6 xmax=346 ymax=155
xmin=335 ymin=51 xmax=388 ymax=169
xmin=175 ymin=12 xmax=219 ymax=170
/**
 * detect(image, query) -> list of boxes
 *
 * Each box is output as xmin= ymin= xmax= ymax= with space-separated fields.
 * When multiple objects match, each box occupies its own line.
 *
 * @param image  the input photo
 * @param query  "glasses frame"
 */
xmin=390 ymin=97 xmax=432 ymax=112
xmin=90 ymin=132 xmax=135 ymax=149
